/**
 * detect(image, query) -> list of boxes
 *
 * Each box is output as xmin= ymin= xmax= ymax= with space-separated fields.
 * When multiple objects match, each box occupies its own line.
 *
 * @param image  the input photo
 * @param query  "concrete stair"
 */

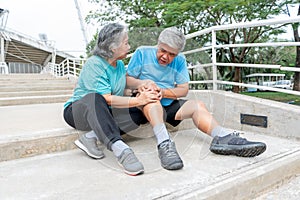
xmin=0 ymin=73 xmax=74 ymax=106
xmin=0 ymin=90 xmax=299 ymax=199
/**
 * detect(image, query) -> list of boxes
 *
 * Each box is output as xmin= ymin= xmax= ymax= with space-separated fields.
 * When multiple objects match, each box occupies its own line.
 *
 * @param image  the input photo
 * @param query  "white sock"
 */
xmin=85 ymin=130 xmax=98 ymax=139
xmin=153 ymin=123 xmax=170 ymax=145
xmin=111 ymin=140 xmax=129 ymax=157
xmin=211 ymin=126 xmax=231 ymax=138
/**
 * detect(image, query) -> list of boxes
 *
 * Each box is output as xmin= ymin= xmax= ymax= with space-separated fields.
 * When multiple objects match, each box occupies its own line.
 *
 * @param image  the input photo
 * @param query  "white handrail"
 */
xmin=0 ymin=62 xmax=8 ymax=74
xmin=185 ymin=16 xmax=300 ymax=39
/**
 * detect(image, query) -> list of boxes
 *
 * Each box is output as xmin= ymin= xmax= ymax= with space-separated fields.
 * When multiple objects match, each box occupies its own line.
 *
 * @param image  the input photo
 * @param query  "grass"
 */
xmin=240 ymin=91 xmax=300 ymax=106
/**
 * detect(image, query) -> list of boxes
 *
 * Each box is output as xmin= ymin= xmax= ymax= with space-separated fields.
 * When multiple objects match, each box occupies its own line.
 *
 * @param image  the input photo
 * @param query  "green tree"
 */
xmin=86 ymin=0 xmax=298 ymax=92
xmin=290 ymin=4 xmax=300 ymax=91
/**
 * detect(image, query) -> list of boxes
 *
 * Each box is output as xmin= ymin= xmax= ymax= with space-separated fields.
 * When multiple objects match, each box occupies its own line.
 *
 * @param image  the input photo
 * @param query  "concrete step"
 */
xmin=0 ymin=128 xmax=299 ymax=199
xmin=0 ymin=90 xmax=72 ymax=97
xmin=255 ymin=175 xmax=300 ymax=200
xmin=0 ymin=85 xmax=74 ymax=92
xmin=0 ymin=103 xmax=77 ymax=161
xmin=0 ymin=95 xmax=71 ymax=106
xmin=0 ymin=74 xmax=75 ymax=106
xmin=0 ymin=93 xmax=299 ymax=199
xmin=0 ymin=80 xmax=74 ymax=86
xmin=0 ymin=103 xmax=185 ymax=161
xmin=0 ymin=73 xmax=65 ymax=80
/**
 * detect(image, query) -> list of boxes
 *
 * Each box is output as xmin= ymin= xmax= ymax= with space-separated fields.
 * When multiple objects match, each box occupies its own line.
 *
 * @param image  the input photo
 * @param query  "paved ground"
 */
xmin=0 ymin=103 xmax=300 ymax=199
xmin=1 ymin=128 xmax=300 ymax=199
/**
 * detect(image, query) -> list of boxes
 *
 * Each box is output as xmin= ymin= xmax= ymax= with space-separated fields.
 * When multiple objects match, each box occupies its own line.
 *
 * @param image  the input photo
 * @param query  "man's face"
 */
xmin=156 ymin=43 xmax=179 ymax=66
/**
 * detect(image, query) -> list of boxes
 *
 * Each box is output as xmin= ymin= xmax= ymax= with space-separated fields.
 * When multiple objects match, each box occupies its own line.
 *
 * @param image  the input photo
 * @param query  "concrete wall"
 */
xmin=186 ymin=90 xmax=300 ymax=139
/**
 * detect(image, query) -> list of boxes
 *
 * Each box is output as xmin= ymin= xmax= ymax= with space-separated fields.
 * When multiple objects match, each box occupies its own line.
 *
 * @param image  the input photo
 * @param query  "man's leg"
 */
xmin=143 ymin=101 xmax=183 ymax=170
xmin=173 ymin=99 xmax=219 ymax=134
xmin=171 ymin=99 xmax=266 ymax=157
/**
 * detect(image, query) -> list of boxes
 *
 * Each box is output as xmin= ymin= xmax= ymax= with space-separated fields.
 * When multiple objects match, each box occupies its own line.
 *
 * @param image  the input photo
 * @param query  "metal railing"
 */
xmin=184 ymin=16 xmax=300 ymax=96
xmin=0 ymin=61 xmax=8 ymax=74
xmin=51 ymin=16 xmax=300 ymax=96
xmin=46 ymin=58 xmax=86 ymax=77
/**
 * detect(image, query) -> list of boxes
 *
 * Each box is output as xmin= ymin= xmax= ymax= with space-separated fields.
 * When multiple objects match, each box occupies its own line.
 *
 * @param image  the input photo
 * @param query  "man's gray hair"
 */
xmin=158 ymin=27 xmax=186 ymax=52
xmin=93 ymin=23 xmax=127 ymax=59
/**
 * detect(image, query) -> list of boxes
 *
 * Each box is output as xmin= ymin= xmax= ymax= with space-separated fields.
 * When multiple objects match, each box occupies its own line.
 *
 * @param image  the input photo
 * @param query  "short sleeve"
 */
xmin=175 ymin=55 xmax=190 ymax=84
xmin=127 ymin=49 xmax=142 ymax=78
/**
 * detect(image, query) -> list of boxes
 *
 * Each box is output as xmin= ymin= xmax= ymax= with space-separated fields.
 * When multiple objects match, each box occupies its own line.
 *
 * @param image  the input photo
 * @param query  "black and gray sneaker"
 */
xmin=158 ymin=140 xmax=184 ymax=170
xmin=118 ymin=148 xmax=144 ymax=176
xmin=210 ymin=132 xmax=266 ymax=157
xmin=74 ymin=134 xmax=105 ymax=159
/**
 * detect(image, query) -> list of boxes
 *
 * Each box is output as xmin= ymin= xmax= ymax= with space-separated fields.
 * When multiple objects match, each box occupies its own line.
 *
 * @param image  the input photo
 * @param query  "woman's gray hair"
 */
xmin=92 ymin=23 xmax=127 ymax=59
xmin=158 ymin=27 xmax=186 ymax=52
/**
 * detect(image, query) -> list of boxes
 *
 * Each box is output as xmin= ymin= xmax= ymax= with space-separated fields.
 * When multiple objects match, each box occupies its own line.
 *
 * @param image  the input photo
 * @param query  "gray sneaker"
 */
xmin=210 ymin=132 xmax=266 ymax=157
xmin=74 ymin=134 xmax=105 ymax=159
xmin=118 ymin=148 xmax=144 ymax=176
xmin=158 ymin=140 xmax=183 ymax=170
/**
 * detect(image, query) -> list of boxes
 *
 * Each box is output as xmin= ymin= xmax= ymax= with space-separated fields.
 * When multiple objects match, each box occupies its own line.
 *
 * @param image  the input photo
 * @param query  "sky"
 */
xmin=0 ymin=0 xmax=98 ymax=57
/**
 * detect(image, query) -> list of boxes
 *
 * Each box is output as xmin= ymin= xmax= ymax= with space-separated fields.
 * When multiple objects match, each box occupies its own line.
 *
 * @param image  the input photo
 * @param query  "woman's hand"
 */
xmin=136 ymin=88 xmax=160 ymax=105
xmin=137 ymin=80 xmax=163 ymax=100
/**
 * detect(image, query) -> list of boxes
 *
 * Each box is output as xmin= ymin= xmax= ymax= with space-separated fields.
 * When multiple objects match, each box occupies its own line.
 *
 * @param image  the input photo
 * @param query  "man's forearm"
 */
xmin=162 ymin=87 xmax=188 ymax=99
xmin=126 ymin=75 xmax=143 ymax=89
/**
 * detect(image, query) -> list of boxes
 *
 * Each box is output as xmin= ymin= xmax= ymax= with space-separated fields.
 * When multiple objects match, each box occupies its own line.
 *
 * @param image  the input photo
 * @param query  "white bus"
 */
xmin=245 ymin=73 xmax=285 ymax=92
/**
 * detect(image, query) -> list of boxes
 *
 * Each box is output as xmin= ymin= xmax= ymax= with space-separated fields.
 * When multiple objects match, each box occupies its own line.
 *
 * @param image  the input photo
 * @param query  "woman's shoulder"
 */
xmin=85 ymin=55 xmax=108 ymax=66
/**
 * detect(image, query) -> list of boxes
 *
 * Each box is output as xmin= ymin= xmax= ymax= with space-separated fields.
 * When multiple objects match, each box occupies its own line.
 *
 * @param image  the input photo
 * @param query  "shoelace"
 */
xmin=230 ymin=131 xmax=248 ymax=144
xmin=231 ymin=131 xmax=241 ymax=137
xmin=124 ymin=151 xmax=138 ymax=164
xmin=162 ymin=142 xmax=178 ymax=157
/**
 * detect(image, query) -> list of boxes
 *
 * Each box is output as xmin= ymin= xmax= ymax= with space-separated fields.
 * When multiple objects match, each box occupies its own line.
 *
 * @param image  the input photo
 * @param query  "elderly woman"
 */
xmin=63 ymin=23 xmax=158 ymax=176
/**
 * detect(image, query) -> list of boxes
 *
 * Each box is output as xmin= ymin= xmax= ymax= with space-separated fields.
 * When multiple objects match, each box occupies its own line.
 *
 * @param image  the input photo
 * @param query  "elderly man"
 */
xmin=126 ymin=27 xmax=266 ymax=169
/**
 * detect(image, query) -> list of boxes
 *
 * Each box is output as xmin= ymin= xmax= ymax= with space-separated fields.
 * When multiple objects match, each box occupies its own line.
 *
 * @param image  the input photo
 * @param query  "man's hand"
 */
xmin=137 ymin=80 xmax=162 ymax=100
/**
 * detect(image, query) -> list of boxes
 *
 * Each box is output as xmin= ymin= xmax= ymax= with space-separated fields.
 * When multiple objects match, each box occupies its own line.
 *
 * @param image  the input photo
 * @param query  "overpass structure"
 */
xmin=0 ymin=7 xmax=75 ymax=74
xmin=0 ymin=28 xmax=75 ymax=74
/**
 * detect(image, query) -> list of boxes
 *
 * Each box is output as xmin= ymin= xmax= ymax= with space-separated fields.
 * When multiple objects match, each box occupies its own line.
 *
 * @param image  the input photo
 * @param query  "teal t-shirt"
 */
xmin=64 ymin=55 xmax=126 ymax=109
xmin=127 ymin=46 xmax=190 ymax=106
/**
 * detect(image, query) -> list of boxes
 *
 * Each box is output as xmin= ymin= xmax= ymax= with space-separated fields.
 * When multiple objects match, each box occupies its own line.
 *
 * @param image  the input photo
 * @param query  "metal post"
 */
xmin=211 ymin=30 xmax=217 ymax=91
xmin=73 ymin=59 xmax=76 ymax=77
xmin=67 ymin=59 xmax=70 ymax=76
xmin=0 ymin=37 xmax=4 ymax=62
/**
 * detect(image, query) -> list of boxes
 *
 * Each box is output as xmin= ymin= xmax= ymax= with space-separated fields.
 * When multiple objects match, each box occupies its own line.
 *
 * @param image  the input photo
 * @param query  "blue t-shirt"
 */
xmin=127 ymin=46 xmax=190 ymax=106
xmin=64 ymin=55 xmax=126 ymax=109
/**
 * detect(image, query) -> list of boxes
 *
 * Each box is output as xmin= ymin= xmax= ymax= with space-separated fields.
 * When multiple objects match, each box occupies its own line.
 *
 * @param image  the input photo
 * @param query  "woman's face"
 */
xmin=113 ymin=34 xmax=130 ymax=60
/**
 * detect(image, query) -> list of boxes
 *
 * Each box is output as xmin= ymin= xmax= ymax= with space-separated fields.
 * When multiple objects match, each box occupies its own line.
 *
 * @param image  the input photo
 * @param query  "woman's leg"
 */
xmin=64 ymin=93 xmax=122 ymax=150
xmin=64 ymin=93 xmax=144 ymax=175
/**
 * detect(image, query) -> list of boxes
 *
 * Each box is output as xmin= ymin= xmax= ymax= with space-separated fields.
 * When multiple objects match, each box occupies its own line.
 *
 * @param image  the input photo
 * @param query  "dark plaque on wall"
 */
xmin=240 ymin=114 xmax=268 ymax=128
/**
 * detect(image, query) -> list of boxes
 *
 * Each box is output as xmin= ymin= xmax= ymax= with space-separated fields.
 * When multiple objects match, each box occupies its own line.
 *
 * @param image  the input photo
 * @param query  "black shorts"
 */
xmin=163 ymin=99 xmax=187 ymax=127
xmin=113 ymin=99 xmax=187 ymax=133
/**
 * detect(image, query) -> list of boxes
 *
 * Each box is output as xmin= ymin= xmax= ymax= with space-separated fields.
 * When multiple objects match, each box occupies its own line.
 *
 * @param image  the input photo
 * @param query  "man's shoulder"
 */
xmin=173 ymin=53 xmax=186 ymax=64
xmin=136 ymin=46 xmax=156 ymax=52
